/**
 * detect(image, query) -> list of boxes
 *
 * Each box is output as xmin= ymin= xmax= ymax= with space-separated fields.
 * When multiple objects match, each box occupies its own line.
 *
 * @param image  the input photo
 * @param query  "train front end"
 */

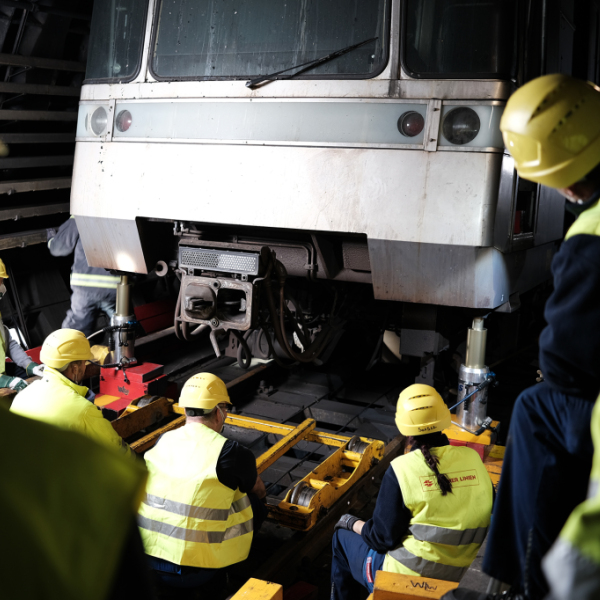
xmin=71 ymin=0 xmax=563 ymax=367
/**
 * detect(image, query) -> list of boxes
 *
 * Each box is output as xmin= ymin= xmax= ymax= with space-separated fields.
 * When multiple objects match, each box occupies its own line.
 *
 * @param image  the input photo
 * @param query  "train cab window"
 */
xmin=85 ymin=0 xmax=148 ymax=82
xmin=150 ymin=0 xmax=389 ymax=80
xmin=513 ymin=178 xmax=537 ymax=239
xmin=402 ymin=0 xmax=517 ymax=79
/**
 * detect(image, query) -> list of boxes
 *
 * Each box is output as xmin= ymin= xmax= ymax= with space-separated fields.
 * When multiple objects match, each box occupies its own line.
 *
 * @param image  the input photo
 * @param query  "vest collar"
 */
xmin=44 ymin=366 xmax=89 ymax=398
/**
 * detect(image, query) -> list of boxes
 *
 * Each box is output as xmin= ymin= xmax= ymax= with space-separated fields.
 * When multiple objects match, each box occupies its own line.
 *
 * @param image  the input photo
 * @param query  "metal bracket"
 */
xmin=424 ymin=98 xmax=442 ymax=152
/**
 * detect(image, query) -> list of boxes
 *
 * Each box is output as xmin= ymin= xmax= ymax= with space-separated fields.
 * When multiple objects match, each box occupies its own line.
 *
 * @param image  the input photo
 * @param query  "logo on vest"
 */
xmin=420 ymin=469 xmax=480 ymax=492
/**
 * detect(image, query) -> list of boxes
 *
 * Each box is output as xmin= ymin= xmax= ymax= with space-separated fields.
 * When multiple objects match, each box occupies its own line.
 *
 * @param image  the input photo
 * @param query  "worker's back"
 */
xmin=384 ymin=445 xmax=493 ymax=581
xmin=138 ymin=422 xmax=254 ymax=569
xmin=0 ymin=406 xmax=147 ymax=600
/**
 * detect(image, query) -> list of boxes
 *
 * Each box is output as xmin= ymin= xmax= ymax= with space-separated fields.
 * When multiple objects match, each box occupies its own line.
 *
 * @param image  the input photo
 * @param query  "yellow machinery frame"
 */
xmin=108 ymin=395 xmax=384 ymax=531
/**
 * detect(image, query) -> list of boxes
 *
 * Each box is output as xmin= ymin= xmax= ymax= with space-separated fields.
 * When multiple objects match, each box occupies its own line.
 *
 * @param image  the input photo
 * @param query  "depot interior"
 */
xmin=1 ymin=1 xmax=600 ymax=600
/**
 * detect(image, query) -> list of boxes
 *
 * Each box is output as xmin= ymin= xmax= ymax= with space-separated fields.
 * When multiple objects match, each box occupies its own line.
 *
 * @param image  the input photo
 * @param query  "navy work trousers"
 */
xmin=331 ymin=530 xmax=385 ymax=600
xmin=482 ymin=382 xmax=594 ymax=599
xmin=150 ymin=493 xmax=268 ymax=589
xmin=62 ymin=287 xmax=116 ymax=337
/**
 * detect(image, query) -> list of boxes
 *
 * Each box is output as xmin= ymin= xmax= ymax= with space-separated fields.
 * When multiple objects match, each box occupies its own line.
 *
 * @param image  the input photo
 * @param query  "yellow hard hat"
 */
xmin=179 ymin=372 xmax=231 ymax=410
xmin=500 ymin=74 xmax=600 ymax=188
xmin=395 ymin=384 xmax=451 ymax=436
xmin=40 ymin=329 xmax=94 ymax=370
xmin=0 ymin=258 xmax=8 ymax=279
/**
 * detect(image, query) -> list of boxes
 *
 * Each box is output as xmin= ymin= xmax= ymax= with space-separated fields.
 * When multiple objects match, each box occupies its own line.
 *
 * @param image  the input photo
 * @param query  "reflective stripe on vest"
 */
xmin=387 ymin=547 xmax=468 ymax=582
xmin=138 ymin=514 xmax=253 ymax=544
xmin=409 ymin=523 xmax=488 ymax=546
xmin=143 ymin=493 xmax=251 ymax=522
xmin=70 ymin=273 xmax=120 ymax=289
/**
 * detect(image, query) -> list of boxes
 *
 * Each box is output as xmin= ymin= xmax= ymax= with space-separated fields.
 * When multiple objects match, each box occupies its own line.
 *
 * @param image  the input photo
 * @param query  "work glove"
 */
xmin=85 ymin=388 xmax=96 ymax=403
xmin=26 ymin=362 xmax=44 ymax=377
xmin=0 ymin=374 xmax=28 ymax=392
xmin=334 ymin=514 xmax=360 ymax=532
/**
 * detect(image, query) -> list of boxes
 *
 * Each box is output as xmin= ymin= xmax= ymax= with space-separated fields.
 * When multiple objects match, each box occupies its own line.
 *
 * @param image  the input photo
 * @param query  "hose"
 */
xmin=232 ymin=329 xmax=252 ymax=370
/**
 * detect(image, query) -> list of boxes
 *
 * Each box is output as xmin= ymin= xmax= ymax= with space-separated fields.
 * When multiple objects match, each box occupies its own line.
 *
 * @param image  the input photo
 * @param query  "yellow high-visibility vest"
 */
xmin=383 ymin=445 xmax=493 ymax=582
xmin=10 ymin=367 xmax=132 ymax=459
xmin=138 ymin=422 xmax=254 ymax=569
xmin=0 ymin=406 xmax=147 ymax=600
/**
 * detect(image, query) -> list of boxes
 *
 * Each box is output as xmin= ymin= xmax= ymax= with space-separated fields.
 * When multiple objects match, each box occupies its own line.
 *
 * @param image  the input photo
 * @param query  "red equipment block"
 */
xmin=99 ymin=362 xmax=167 ymax=400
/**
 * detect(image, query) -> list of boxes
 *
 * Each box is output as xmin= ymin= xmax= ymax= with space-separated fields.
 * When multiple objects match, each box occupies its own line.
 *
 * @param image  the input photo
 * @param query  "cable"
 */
xmin=448 ymin=372 xmax=497 ymax=412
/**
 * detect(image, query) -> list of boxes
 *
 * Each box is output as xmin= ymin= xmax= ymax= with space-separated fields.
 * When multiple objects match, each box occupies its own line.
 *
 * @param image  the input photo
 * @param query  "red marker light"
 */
xmin=116 ymin=110 xmax=132 ymax=132
xmin=397 ymin=111 xmax=425 ymax=137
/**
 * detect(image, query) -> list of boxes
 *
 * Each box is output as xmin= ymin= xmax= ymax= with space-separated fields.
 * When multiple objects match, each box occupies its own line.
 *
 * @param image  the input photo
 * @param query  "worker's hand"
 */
xmin=7 ymin=377 xmax=27 ymax=392
xmin=536 ymin=369 xmax=544 ymax=383
xmin=26 ymin=362 xmax=44 ymax=377
xmin=334 ymin=514 xmax=360 ymax=532
xmin=85 ymin=389 xmax=96 ymax=403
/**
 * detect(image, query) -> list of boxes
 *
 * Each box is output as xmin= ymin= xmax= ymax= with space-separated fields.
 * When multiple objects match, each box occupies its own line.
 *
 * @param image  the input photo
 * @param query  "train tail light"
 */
xmin=397 ymin=111 xmax=425 ymax=137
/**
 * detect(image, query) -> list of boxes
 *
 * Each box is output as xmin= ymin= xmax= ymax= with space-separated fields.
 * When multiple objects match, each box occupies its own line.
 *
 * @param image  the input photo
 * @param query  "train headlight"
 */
xmin=88 ymin=107 xmax=108 ymax=136
xmin=116 ymin=110 xmax=132 ymax=132
xmin=397 ymin=111 xmax=425 ymax=138
xmin=442 ymin=107 xmax=480 ymax=145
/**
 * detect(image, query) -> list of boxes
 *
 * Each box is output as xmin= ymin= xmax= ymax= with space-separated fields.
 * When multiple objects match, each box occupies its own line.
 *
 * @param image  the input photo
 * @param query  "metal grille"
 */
xmin=179 ymin=247 xmax=259 ymax=275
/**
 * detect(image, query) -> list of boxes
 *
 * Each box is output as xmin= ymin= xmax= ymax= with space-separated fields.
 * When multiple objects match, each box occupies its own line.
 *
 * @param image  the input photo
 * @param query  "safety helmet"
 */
xmin=395 ymin=384 xmax=451 ymax=436
xmin=0 ymin=258 xmax=8 ymax=279
xmin=500 ymin=74 xmax=600 ymax=188
xmin=179 ymin=372 xmax=232 ymax=411
xmin=40 ymin=329 xmax=94 ymax=369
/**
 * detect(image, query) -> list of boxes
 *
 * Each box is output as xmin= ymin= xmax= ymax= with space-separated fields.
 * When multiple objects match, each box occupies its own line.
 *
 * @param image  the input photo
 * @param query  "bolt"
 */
xmin=210 ymin=318 xmax=219 ymax=327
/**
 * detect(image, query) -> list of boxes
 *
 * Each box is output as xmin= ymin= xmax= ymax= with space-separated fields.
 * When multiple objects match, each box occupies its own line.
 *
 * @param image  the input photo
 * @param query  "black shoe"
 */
xmin=441 ymin=590 xmax=525 ymax=600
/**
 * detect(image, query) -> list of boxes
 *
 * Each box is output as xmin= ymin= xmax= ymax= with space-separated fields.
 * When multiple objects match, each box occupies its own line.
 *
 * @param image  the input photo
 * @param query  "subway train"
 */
xmin=71 ymin=0 xmax=589 ymax=379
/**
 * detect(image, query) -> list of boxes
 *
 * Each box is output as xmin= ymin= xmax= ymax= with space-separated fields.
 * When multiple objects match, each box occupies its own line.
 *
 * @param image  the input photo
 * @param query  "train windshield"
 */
xmin=403 ymin=0 xmax=517 ymax=79
xmin=86 ymin=0 xmax=148 ymax=81
xmin=151 ymin=0 xmax=389 ymax=80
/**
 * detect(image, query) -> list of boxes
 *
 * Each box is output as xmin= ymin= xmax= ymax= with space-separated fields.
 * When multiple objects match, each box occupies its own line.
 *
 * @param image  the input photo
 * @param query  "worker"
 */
xmin=540 ymin=391 xmax=600 ymax=600
xmin=330 ymin=384 xmax=493 ymax=600
xmin=441 ymin=75 xmax=600 ymax=600
xmin=10 ymin=328 xmax=133 ymax=459
xmin=138 ymin=372 xmax=268 ymax=589
xmin=0 ymin=258 xmax=43 ymax=392
xmin=0 ymin=404 xmax=151 ymax=600
xmin=48 ymin=217 xmax=119 ymax=336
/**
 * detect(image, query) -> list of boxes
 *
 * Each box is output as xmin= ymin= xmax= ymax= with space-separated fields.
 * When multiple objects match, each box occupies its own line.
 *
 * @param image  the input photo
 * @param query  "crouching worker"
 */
xmin=138 ymin=372 xmax=268 ymax=589
xmin=331 ymin=384 xmax=494 ymax=600
xmin=0 ymin=258 xmax=43 ymax=392
xmin=10 ymin=328 xmax=134 ymax=459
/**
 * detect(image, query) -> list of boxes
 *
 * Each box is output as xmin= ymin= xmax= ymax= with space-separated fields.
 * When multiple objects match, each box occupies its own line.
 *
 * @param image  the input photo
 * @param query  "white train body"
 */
xmin=72 ymin=0 xmax=563 ymax=312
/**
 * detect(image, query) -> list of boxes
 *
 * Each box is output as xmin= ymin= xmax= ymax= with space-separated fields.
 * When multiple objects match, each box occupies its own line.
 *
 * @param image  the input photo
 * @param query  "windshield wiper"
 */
xmin=246 ymin=37 xmax=378 ymax=89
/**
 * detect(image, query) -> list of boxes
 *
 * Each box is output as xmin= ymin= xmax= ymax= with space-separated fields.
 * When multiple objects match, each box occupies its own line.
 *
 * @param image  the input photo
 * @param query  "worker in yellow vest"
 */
xmin=330 ymin=384 xmax=493 ymax=600
xmin=0 ymin=258 xmax=44 ymax=392
xmin=0 ymin=404 xmax=150 ymax=600
xmin=10 ymin=328 xmax=133 ymax=458
xmin=138 ymin=372 xmax=268 ymax=589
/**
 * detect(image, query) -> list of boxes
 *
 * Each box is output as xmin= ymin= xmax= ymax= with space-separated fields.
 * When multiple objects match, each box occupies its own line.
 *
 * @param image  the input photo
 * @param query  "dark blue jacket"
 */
xmin=48 ymin=218 xmax=119 ymax=298
xmin=539 ymin=233 xmax=600 ymax=400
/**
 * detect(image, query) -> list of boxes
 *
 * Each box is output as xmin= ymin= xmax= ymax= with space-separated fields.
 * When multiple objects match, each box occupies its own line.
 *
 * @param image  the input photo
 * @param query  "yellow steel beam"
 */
xmin=230 ymin=578 xmax=283 ymax=600
xmin=256 ymin=418 xmax=316 ymax=474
